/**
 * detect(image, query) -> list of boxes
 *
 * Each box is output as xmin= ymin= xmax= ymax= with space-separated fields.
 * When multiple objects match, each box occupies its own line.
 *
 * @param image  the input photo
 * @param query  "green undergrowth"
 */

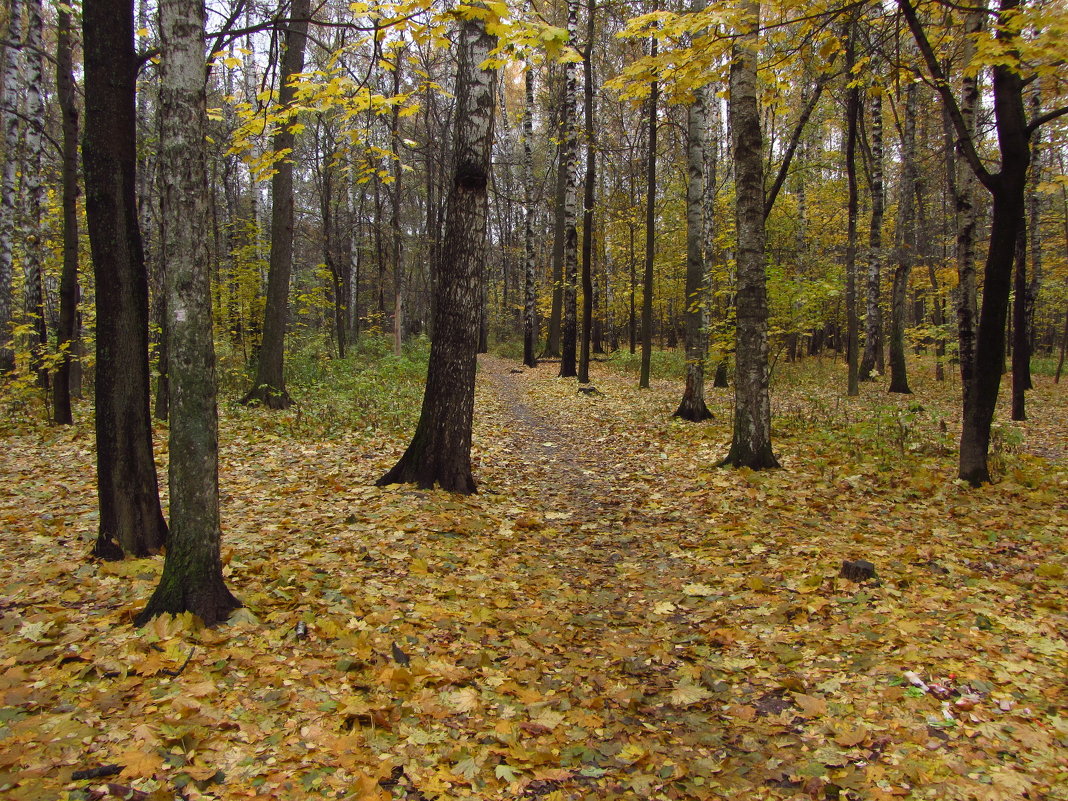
xmin=219 ymin=334 xmax=430 ymax=441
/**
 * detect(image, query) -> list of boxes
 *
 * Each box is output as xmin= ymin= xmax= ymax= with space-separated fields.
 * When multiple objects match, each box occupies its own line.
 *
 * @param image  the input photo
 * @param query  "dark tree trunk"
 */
xmin=889 ymin=82 xmax=917 ymax=394
xmin=903 ymin=0 xmax=1036 ymax=484
xmin=83 ymin=0 xmax=168 ymax=559
xmin=137 ymin=0 xmax=240 ymax=626
xmin=1010 ymin=213 xmax=1028 ymax=420
xmin=639 ymin=34 xmax=657 ymax=390
xmin=53 ymin=7 xmax=80 ymax=425
xmin=242 ymin=0 xmax=310 ymax=408
xmin=377 ymin=13 xmax=497 ymax=495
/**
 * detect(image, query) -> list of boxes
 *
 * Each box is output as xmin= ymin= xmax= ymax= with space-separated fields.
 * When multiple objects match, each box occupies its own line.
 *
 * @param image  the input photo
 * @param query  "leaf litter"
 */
xmin=0 ymin=355 xmax=1065 ymax=800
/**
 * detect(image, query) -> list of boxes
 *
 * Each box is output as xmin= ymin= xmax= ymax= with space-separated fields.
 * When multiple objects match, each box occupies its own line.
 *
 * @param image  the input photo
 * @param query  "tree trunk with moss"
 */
xmin=137 ymin=0 xmax=240 ymax=626
xmin=720 ymin=0 xmax=777 ymax=469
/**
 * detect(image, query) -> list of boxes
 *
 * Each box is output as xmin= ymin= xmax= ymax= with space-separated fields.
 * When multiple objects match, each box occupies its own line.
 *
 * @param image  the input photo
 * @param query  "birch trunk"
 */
xmin=21 ymin=0 xmax=46 ymax=387
xmin=577 ymin=0 xmax=596 ymax=384
xmin=844 ymin=24 xmax=860 ymax=397
xmin=859 ymin=85 xmax=884 ymax=380
xmin=138 ymin=0 xmax=239 ymax=626
xmin=0 ymin=0 xmax=22 ymax=373
xmin=377 ymin=11 xmax=497 ymax=494
xmin=559 ymin=0 xmax=580 ymax=378
xmin=674 ymin=78 xmax=712 ymax=421
xmin=522 ymin=62 xmax=538 ymax=368
xmin=720 ymin=0 xmax=777 ymax=468
xmin=638 ymin=33 xmax=656 ymax=390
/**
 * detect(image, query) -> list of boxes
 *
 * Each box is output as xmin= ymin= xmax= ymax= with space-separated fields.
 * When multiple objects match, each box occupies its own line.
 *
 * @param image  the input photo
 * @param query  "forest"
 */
xmin=0 ymin=0 xmax=1066 ymax=799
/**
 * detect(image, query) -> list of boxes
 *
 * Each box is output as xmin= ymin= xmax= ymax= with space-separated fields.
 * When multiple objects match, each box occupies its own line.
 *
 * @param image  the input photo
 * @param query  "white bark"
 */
xmin=23 ymin=0 xmax=46 ymax=381
xmin=0 ymin=0 xmax=23 ymax=371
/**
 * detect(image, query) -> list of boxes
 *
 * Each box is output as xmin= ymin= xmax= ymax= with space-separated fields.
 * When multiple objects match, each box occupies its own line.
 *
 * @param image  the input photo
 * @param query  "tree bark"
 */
xmin=720 ymin=0 xmax=777 ymax=469
xmin=1010 ymin=210 xmax=1028 ymax=420
xmin=522 ymin=62 xmax=538 ymax=368
xmin=137 ymin=0 xmax=240 ymax=626
xmin=377 ymin=12 xmax=497 ymax=494
xmin=889 ymin=82 xmax=916 ymax=394
xmin=0 ymin=0 xmax=21 ymax=374
xmin=559 ymin=0 xmax=580 ymax=378
xmin=639 ymin=33 xmax=657 ymax=390
xmin=844 ymin=24 xmax=860 ymax=397
xmin=83 ymin=0 xmax=168 ymax=559
xmin=22 ymin=0 xmax=47 ymax=389
xmin=53 ymin=6 xmax=81 ymax=424
xmin=577 ymin=0 xmax=596 ymax=384
xmin=859 ymin=84 xmax=884 ymax=380
xmin=242 ymin=0 xmax=311 ymax=408
xmin=674 ymin=77 xmax=712 ymax=421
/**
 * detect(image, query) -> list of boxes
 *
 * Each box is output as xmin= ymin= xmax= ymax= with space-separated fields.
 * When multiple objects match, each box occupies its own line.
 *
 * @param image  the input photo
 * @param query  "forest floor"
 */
xmin=0 ymin=353 xmax=1066 ymax=801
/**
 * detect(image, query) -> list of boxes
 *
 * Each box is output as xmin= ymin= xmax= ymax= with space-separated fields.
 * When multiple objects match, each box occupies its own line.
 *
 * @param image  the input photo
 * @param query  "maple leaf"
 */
xmin=119 ymin=749 xmax=164 ymax=779
xmin=669 ymin=681 xmax=712 ymax=706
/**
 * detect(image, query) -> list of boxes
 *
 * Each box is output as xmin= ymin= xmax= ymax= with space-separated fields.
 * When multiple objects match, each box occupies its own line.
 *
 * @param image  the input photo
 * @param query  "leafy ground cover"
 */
xmin=0 ymin=350 xmax=1065 ymax=801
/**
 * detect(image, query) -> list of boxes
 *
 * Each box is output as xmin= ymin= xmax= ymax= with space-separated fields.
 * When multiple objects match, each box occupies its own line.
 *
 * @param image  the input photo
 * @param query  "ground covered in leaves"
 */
xmin=0 ymin=353 xmax=1066 ymax=801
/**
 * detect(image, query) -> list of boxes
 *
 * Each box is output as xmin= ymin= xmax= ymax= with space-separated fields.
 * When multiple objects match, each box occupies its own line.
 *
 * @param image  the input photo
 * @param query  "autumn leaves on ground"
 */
xmin=1 ymin=352 xmax=1066 ymax=801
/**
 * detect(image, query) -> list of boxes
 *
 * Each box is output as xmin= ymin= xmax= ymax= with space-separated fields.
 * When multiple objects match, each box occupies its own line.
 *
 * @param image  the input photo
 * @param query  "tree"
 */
xmin=0 ymin=0 xmax=22 ymax=374
xmin=577 ymin=0 xmax=597 ymax=385
xmin=900 ymin=0 xmax=1068 ymax=484
xmin=83 ymin=0 xmax=168 ymax=559
xmin=22 ymin=0 xmax=47 ymax=389
xmin=673 ymin=72 xmax=712 ymax=420
xmin=720 ymin=0 xmax=777 ymax=469
xmin=53 ymin=2 xmax=81 ymax=425
xmin=242 ymin=0 xmax=311 ymax=409
xmin=843 ymin=22 xmax=860 ymax=398
xmin=137 ymin=0 xmax=240 ymax=626
xmin=522 ymin=60 xmax=538 ymax=368
xmin=888 ymin=81 xmax=916 ymax=395
xmin=638 ymin=32 xmax=656 ymax=390
xmin=377 ymin=8 xmax=497 ymax=494
xmin=559 ymin=0 xmax=580 ymax=378
xmin=859 ymin=74 xmax=884 ymax=381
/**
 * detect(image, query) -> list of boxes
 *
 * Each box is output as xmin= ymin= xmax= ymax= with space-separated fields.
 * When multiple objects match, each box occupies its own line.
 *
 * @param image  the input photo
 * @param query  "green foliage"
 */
xmin=603 ymin=347 xmax=688 ymax=380
xmin=222 ymin=334 xmax=429 ymax=441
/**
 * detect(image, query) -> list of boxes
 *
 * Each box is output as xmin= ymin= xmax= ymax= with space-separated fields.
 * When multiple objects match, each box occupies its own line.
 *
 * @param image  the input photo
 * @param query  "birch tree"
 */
xmin=559 ymin=0 xmax=580 ymax=378
xmin=377 ymin=5 xmax=498 ymax=493
xmin=22 ymin=0 xmax=46 ymax=387
xmin=138 ymin=0 xmax=239 ymax=626
xmin=0 ymin=0 xmax=22 ymax=374
xmin=522 ymin=60 xmax=538 ymax=368
xmin=720 ymin=0 xmax=777 ymax=468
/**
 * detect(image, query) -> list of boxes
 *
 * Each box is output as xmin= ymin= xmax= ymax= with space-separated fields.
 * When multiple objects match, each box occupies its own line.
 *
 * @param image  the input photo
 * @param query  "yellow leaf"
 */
xmin=120 ymin=749 xmax=164 ymax=779
xmin=834 ymin=725 xmax=868 ymax=747
xmin=792 ymin=692 xmax=828 ymax=717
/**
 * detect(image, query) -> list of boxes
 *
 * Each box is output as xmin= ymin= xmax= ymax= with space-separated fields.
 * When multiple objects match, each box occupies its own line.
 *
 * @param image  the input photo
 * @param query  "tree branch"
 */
xmin=896 ymin=0 xmax=993 ymax=188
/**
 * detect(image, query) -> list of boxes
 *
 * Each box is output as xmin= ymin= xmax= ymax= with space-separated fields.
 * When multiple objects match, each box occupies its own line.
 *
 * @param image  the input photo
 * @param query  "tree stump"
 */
xmin=840 ymin=559 xmax=877 ymax=582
